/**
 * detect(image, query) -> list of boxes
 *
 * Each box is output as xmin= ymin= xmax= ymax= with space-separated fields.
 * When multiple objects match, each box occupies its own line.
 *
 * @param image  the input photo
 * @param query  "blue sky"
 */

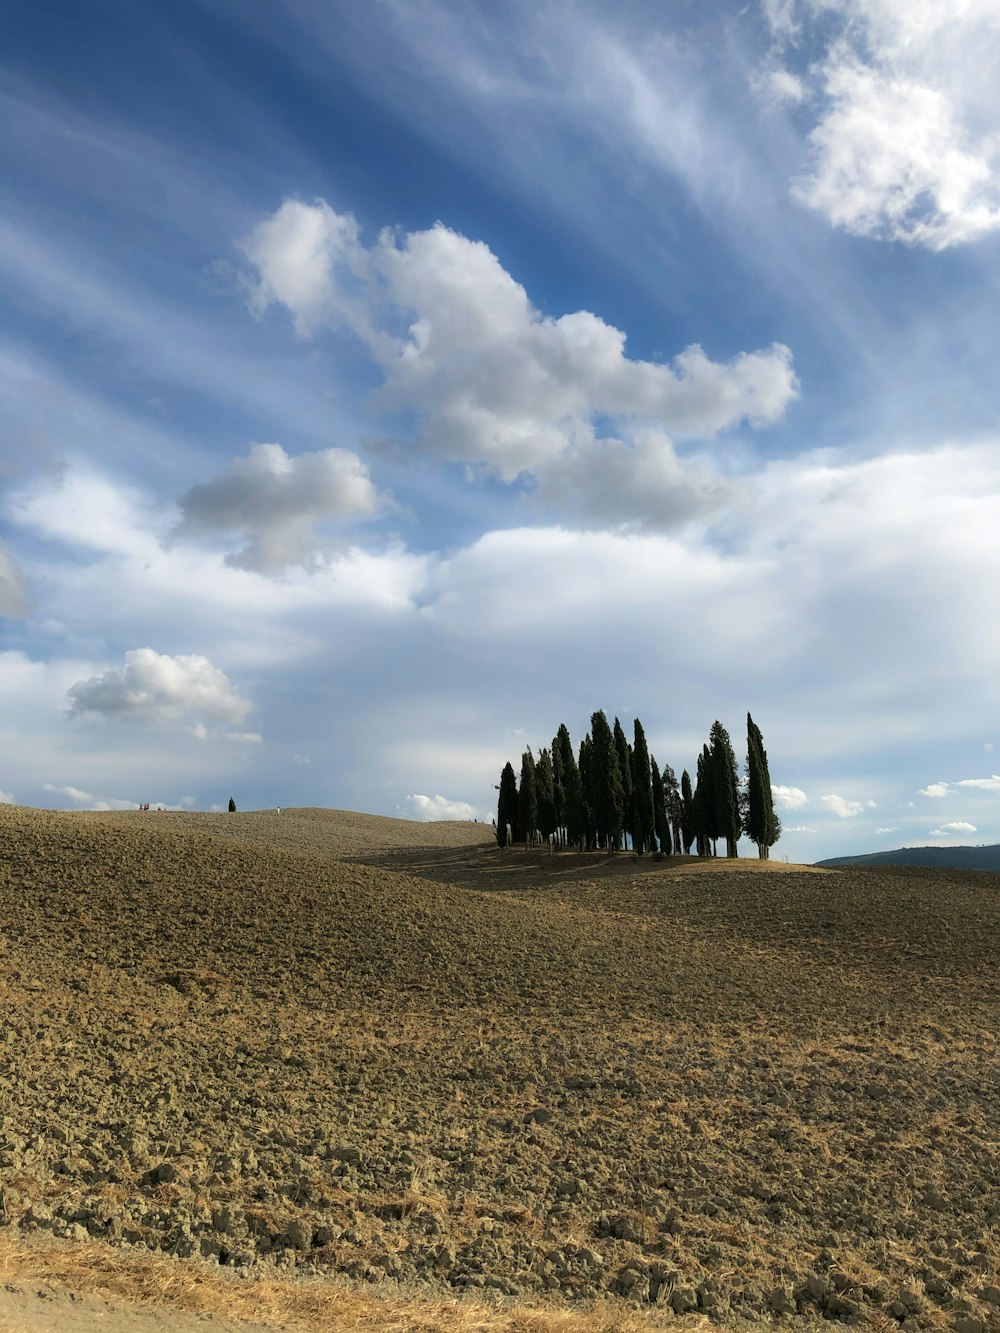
xmin=3 ymin=0 xmax=1000 ymax=858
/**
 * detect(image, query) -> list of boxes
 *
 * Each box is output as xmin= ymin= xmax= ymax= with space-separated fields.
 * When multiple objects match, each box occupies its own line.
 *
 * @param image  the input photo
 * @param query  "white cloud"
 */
xmin=68 ymin=648 xmax=253 ymax=728
xmin=171 ymin=442 xmax=385 ymax=574
xmin=773 ymin=2 xmax=1000 ymax=248
xmin=12 ymin=463 xmax=431 ymax=636
xmin=403 ymin=793 xmax=480 ymax=822
xmin=238 ymin=200 xmax=798 ymax=515
xmin=0 ymin=541 xmax=27 ymax=616
xmin=955 ymin=774 xmax=1000 ymax=790
xmin=293 ymin=753 xmax=312 ymax=766
xmin=918 ymin=781 xmax=950 ymax=797
xmin=984 ymin=742 xmax=995 ymax=752
xmin=876 ymin=826 xmax=899 ymax=834
xmin=0 ymin=790 xmax=14 ymax=804
xmin=42 ymin=783 xmax=137 ymax=811
xmin=785 ymin=824 xmax=817 ymax=832
xmin=772 ymin=784 xmax=808 ymax=809
xmin=820 ymin=793 xmax=864 ymax=818
xmin=929 ymin=820 xmax=977 ymax=836
xmin=756 ymin=64 xmax=808 ymax=106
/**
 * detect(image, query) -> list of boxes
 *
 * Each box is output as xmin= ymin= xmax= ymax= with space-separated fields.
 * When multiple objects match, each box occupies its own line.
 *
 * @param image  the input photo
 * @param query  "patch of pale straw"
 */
xmin=0 ymin=1232 xmax=712 ymax=1333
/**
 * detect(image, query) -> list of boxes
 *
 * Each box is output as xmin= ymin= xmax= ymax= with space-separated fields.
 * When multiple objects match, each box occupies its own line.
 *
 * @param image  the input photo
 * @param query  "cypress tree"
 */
xmin=662 ymin=762 xmax=683 ymax=854
xmin=709 ymin=720 xmax=740 ymax=857
xmin=650 ymin=757 xmax=670 ymax=855
xmin=515 ymin=749 xmax=537 ymax=846
xmin=630 ymin=718 xmax=654 ymax=855
xmin=745 ymin=713 xmax=781 ymax=859
xmin=496 ymin=761 xmax=517 ymax=848
xmin=590 ymin=711 xmax=624 ymax=852
xmin=693 ymin=747 xmax=712 ymax=856
xmin=535 ymin=747 xmax=557 ymax=847
xmin=578 ymin=734 xmax=595 ymax=850
xmin=557 ymin=727 xmax=585 ymax=850
xmin=613 ymin=718 xmax=633 ymax=851
xmin=680 ymin=768 xmax=695 ymax=854
xmin=550 ymin=734 xmax=565 ymax=848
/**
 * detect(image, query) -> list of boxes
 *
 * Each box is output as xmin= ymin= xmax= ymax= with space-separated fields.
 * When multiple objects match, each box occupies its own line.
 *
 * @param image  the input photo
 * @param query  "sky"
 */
xmin=3 ymin=0 xmax=1000 ymax=860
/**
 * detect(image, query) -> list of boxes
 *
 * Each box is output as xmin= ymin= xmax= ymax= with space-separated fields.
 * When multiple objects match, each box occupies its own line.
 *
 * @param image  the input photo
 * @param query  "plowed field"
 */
xmin=0 ymin=804 xmax=998 ymax=1331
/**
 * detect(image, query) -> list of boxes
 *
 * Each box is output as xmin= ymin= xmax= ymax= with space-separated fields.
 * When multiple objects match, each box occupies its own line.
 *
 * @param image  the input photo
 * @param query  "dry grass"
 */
xmin=0 ymin=1232 xmax=716 ymax=1332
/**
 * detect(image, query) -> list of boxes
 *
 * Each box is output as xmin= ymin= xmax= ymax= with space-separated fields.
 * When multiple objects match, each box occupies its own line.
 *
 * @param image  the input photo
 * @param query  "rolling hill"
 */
xmin=816 ymin=842 xmax=1000 ymax=871
xmin=0 ymin=803 xmax=998 ymax=1331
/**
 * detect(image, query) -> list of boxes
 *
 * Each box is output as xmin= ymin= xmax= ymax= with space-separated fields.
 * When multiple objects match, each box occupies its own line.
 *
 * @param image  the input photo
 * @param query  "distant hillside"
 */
xmin=816 ymin=843 xmax=1000 ymax=871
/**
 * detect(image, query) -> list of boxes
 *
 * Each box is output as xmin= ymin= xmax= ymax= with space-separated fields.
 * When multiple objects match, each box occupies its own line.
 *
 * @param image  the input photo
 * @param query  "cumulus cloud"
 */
xmin=293 ymin=753 xmax=312 ymax=766
xmin=171 ymin=442 xmax=384 ymax=574
xmin=820 ymin=793 xmax=864 ymax=818
xmin=930 ymin=821 xmax=977 ymax=836
xmin=0 ymin=790 xmax=14 ymax=804
xmin=772 ymin=784 xmax=808 ymax=809
xmin=768 ymin=1 xmax=1000 ymax=248
xmin=68 ymin=648 xmax=253 ymax=729
xmin=0 ymin=541 xmax=27 ymax=616
xmin=876 ymin=826 xmax=898 ymax=834
xmin=955 ymin=774 xmax=1000 ymax=790
xmin=918 ymin=781 xmax=950 ymax=797
xmin=785 ymin=824 xmax=816 ymax=833
xmin=238 ymin=200 xmax=797 ymax=518
xmin=404 ymin=793 xmax=479 ymax=822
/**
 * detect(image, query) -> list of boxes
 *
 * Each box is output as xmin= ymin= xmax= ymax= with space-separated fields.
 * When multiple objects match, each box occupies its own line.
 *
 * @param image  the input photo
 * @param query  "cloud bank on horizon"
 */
xmin=2 ymin=0 xmax=1000 ymax=854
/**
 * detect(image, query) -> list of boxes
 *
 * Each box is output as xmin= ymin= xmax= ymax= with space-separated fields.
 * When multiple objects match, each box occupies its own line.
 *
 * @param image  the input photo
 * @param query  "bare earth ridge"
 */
xmin=0 ymin=804 xmax=998 ymax=1332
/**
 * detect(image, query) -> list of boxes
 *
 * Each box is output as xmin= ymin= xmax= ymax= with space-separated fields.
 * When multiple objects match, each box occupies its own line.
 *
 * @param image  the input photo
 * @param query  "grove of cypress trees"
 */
xmin=493 ymin=708 xmax=779 ymax=862
xmin=497 ymin=761 xmax=518 ymax=848
xmin=515 ymin=749 xmax=537 ymax=846
xmin=745 ymin=713 xmax=781 ymax=859
xmin=631 ymin=717 xmax=654 ymax=855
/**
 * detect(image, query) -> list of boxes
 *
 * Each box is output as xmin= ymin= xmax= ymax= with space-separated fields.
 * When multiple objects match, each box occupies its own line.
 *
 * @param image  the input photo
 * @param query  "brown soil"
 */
xmin=0 ymin=804 xmax=998 ymax=1331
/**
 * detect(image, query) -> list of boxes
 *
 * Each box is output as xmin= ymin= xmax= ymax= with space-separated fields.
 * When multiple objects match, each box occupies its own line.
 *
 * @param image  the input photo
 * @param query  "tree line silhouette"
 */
xmin=495 ymin=712 xmax=780 ymax=859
